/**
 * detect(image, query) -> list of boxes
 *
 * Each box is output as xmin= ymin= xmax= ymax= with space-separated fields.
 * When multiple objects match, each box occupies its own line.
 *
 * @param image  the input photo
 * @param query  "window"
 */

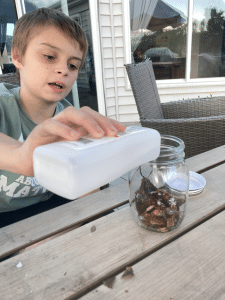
xmin=0 ymin=0 xmax=17 ymax=74
xmin=191 ymin=0 xmax=225 ymax=79
xmin=130 ymin=0 xmax=225 ymax=81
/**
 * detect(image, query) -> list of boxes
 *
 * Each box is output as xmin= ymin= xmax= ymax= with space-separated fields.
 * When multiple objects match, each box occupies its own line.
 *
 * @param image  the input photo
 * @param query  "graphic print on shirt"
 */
xmin=0 ymin=175 xmax=47 ymax=198
xmin=0 ymin=132 xmax=47 ymax=198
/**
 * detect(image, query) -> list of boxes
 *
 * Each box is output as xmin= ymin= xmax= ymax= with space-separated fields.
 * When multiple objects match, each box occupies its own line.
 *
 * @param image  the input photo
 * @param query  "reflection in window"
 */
xmin=0 ymin=0 xmax=17 ymax=74
xmin=191 ymin=1 xmax=225 ymax=78
xmin=130 ymin=0 xmax=188 ymax=80
xmin=24 ymin=0 xmax=59 ymax=10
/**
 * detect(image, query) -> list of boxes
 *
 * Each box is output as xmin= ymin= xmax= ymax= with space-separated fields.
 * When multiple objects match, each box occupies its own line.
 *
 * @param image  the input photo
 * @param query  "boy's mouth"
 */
xmin=48 ymin=82 xmax=66 ymax=89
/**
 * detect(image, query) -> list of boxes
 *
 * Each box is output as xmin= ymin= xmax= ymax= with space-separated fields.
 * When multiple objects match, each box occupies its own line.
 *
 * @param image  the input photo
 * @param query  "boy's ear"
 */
xmin=11 ymin=48 xmax=23 ymax=69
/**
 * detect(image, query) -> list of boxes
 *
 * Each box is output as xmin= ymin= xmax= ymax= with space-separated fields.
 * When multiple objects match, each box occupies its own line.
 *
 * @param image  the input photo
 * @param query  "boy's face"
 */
xmin=12 ymin=26 xmax=83 ymax=104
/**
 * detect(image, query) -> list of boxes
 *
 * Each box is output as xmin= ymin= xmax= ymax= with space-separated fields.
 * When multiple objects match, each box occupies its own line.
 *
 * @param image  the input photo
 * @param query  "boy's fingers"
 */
xmin=54 ymin=107 xmax=106 ymax=138
xmin=80 ymin=106 xmax=126 ymax=136
xmin=108 ymin=119 xmax=127 ymax=131
xmin=53 ymin=106 xmax=126 ymax=138
xmin=30 ymin=119 xmax=81 ymax=144
xmin=74 ymin=126 xmax=88 ymax=137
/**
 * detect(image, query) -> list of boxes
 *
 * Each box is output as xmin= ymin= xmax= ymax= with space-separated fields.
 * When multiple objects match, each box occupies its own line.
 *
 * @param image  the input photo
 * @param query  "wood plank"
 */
xmin=0 ymin=181 xmax=129 ymax=259
xmin=186 ymin=145 xmax=225 ymax=173
xmin=0 ymin=163 xmax=225 ymax=300
xmin=81 ymin=210 xmax=225 ymax=300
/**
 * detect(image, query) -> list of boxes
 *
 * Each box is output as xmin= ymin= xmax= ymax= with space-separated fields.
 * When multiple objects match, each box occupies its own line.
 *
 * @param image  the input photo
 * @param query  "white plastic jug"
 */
xmin=33 ymin=126 xmax=161 ymax=199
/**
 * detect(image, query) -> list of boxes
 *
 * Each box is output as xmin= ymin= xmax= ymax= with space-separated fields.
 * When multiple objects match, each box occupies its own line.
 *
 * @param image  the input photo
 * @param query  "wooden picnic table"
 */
xmin=0 ymin=145 xmax=225 ymax=300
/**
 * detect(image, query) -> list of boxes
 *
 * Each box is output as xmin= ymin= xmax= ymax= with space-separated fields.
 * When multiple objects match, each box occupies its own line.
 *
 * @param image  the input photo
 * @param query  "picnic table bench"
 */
xmin=0 ymin=145 xmax=225 ymax=299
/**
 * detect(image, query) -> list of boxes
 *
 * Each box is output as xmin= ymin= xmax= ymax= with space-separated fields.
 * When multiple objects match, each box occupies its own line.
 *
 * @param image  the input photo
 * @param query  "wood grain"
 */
xmin=81 ymin=210 xmax=225 ymax=300
xmin=0 ymin=181 xmax=129 ymax=258
xmin=0 ymin=162 xmax=224 ymax=300
xmin=1 ymin=145 xmax=223 ymax=259
xmin=1 ymin=146 xmax=223 ymax=260
xmin=186 ymin=145 xmax=225 ymax=173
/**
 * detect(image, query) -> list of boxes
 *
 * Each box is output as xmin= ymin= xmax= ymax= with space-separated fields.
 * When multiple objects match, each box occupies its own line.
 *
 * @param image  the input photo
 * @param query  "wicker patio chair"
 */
xmin=125 ymin=59 xmax=225 ymax=158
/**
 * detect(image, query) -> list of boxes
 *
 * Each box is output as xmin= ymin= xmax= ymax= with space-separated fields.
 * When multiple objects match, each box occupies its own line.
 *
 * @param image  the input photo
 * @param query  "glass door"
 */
xmin=0 ymin=0 xmax=17 ymax=75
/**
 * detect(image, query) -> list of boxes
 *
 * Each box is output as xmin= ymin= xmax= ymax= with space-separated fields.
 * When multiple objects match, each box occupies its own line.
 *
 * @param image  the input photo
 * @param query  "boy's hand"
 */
xmin=54 ymin=106 xmax=126 ymax=138
xmin=17 ymin=106 xmax=126 ymax=176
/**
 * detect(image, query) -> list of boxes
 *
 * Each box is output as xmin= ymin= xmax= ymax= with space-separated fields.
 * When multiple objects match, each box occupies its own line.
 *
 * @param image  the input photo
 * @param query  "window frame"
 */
xmin=89 ymin=0 xmax=106 ymax=116
xmin=123 ymin=0 xmax=225 ymax=90
xmin=14 ymin=0 xmax=25 ymax=17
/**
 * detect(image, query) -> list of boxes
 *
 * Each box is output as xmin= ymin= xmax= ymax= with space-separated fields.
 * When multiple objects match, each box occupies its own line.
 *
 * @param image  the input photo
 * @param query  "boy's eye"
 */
xmin=43 ymin=54 xmax=79 ymax=71
xmin=69 ymin=64 xmax=78 ymax=71
xmin=44 ymin=55 xmax=55 ymax=60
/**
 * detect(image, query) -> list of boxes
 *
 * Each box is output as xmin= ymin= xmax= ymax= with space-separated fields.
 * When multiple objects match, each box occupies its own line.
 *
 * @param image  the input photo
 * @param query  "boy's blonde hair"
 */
xmin=12 ymin=7 xmax=88 ymax=80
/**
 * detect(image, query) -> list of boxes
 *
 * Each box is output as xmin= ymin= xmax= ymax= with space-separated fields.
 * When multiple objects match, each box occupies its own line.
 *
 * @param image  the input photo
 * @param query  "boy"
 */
xmin=0 ymin=8 xmax=126 ymax=227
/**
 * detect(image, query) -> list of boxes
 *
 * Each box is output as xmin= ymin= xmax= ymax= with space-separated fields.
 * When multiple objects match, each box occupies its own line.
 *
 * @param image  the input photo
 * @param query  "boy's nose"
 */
xmin=55 ymin=64 xmax=69 ymax=76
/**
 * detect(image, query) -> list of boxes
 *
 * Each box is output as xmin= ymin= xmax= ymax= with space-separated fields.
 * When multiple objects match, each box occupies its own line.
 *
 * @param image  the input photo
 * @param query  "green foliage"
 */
xmin=199 ymin=7 xmax=225 ymax=55
xmin=207 ymin=8 xmax=224 ymax=34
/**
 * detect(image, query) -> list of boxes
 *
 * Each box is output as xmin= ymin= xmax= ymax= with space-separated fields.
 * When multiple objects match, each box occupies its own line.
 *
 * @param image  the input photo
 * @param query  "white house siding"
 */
xmin=98 ymin=0 xmax=137 ymax=123
xmin=156 ymin=80 xmax=225 ymax=103
xmin=98 ymin=0 xmax=225 ymax=123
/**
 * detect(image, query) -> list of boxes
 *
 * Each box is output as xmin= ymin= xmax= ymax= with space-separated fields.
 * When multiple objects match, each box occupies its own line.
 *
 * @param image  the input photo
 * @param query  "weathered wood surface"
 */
xmin=0 ymin=181 xmax=129 ymax=259
xmin=0 ymin=162 xmax=224 ymax=300
xmin=1 ymin=146 xmax=224 ymax=259
xmin=81 ymin=210 xmax=225 ymax=300
xmin=186 ymin=145 xmax=225 ymax=173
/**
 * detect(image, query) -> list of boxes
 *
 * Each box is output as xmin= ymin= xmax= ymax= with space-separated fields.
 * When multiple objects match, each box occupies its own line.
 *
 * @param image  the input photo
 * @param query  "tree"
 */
xmin=199 ymin=7 xmax=225 ymax=55
xmin=193 ymin=20 xmax=198 ymax=33
xmin=207 ymin=8 xmax=224 ymax=35
xmin=200 ymin=20 xmax=205 ymax=32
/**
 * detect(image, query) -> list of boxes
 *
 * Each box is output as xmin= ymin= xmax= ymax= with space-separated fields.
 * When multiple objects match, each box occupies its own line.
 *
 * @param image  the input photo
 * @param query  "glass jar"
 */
xmin=129 ymin=135 xmax=189 ymax=232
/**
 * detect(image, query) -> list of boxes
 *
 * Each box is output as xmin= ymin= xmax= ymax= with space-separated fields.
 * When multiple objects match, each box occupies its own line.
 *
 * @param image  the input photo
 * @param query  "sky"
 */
xmin=7 ymin=24 xmax=14 ymax=36
xmin=163 ymin=0 xmax=225 ymax=20
xmin=27 ymin=0 xmax=59 ymax=8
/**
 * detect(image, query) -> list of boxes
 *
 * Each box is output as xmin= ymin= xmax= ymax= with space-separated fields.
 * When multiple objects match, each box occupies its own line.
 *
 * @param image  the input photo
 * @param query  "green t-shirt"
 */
xmin=0 ymin=82 xmax=72 ymax=212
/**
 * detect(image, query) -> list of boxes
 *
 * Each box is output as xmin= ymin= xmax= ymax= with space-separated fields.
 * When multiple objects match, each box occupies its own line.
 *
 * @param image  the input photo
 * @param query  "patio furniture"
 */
xmin=0 ymin=146 xmax=225 ymax=299
xmin=125 ymin=59 xmax=225 ymax=158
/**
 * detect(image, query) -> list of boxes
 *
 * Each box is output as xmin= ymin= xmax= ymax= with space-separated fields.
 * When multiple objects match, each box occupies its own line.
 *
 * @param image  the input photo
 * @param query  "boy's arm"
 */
xmin=0 ymin=133 xmax=24 ymax=175
xmin=0 ymin=106 xmax=126 ymax=177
